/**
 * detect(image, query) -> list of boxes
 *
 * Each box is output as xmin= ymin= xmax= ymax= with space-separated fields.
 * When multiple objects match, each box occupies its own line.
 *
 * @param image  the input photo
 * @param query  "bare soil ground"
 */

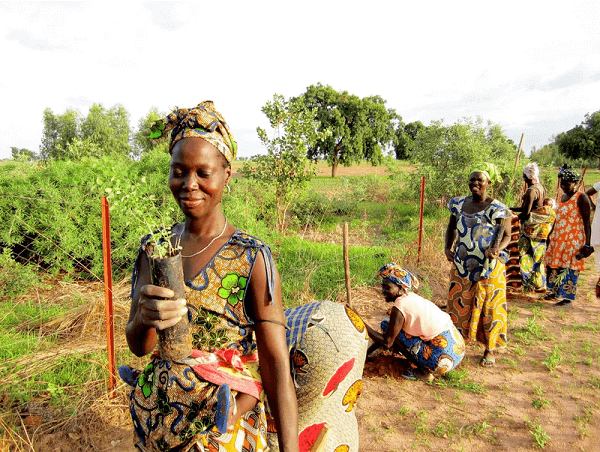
xmin=354 ymin=271 xmax=600 ymax=452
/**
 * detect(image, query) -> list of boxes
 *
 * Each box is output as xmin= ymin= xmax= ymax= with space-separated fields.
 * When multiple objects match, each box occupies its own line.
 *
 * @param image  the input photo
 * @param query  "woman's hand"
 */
xmin=485 ymin=247 xmax=500 ymax=260
xmin=576 ymin=246 xmax=594 ymax=260
xmin=135 ymin=284 xmax=188 ymax=331
xmin=444 ymin=247 xmax=454 ymax=262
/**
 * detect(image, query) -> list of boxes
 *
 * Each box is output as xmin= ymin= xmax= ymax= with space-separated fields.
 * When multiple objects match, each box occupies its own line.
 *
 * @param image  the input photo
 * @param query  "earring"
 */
xmin=226 ymin=184 xmax=231 ymax=194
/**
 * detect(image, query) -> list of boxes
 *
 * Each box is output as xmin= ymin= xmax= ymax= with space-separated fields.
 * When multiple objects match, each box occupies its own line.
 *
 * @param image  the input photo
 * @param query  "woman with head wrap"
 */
xmin=122 ymin=102 xmax=299 ymax=451
xmin=510 ymin=163 xmax=555 ymax=292
xmin=364 ymin=264 xmax=465 ymax=382
xmin=444 ymin=164 xmax=512 ymax=367
xmin=543 ymin=165 xmax=593 ymax=306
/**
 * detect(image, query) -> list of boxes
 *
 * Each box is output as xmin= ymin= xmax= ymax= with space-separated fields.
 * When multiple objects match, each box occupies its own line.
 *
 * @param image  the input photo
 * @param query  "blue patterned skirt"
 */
xmin=381 ymin=320 xmax=465 ymax=375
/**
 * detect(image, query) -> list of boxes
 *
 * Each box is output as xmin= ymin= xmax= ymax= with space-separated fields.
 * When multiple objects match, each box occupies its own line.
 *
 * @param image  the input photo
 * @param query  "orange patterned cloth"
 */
xmin=544 ymin=192 xmax=585 ymax=272
xmin=447 ymin=261 xmax=507 ymax=351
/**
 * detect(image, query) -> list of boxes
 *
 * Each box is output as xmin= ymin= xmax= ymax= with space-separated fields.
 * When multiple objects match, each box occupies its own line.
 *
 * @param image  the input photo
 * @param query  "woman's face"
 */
xmin=469 ymin=172 xmax=490 ymax=197
xmin=559 ymin=178 xmax=576 ymax=194
xmin=168 ymin=138 xmax=232 ymax=219
xmin=381 ymin=278 xmax=402 ymax=302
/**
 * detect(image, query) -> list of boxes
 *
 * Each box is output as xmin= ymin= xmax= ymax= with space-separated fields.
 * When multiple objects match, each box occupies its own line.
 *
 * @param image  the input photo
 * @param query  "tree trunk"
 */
xmin=331 ymin=143 xmax=342 ymax=178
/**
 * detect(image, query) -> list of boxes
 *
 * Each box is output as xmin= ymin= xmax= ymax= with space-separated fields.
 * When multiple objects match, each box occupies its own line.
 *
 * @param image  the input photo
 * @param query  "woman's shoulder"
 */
xmin=396 ymin=292 xmax=433 ymax=309
xmin=448 ymin=196 xmax=468 ymax=213
xmin=229 ymin=230 xmax=269 ymax=250
xmin=488 ymin=199 xmax=509 ymax=216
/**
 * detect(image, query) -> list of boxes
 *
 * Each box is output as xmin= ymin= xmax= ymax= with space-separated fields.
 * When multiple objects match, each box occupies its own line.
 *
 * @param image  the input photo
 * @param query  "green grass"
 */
xmin=435 ymin=369 xmax=486 ymax=394
xmin=274 ymin=236 xmax=389 ymax=305
xmin=542 ymin=345 xmax=563 ymax=372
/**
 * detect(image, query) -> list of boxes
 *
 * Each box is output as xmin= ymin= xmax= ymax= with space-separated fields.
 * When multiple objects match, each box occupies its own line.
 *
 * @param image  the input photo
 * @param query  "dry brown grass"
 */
xmin=0 ymin=277 xmax=139 ymax=451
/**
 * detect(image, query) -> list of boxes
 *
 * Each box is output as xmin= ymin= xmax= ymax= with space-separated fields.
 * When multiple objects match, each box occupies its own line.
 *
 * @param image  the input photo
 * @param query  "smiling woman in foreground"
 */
xmin=444 ymin=164 xmax=511 ymax=368
xmin=122 ymin=102 xmax=298 ymax=452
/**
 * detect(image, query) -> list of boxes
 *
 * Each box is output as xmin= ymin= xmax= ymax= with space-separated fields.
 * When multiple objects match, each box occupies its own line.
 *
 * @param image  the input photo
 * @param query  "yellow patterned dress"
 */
xmin=126 ymin=230 xmax=275 ymax=452
xmin=446 ymin=196 xmax=510 ymax=352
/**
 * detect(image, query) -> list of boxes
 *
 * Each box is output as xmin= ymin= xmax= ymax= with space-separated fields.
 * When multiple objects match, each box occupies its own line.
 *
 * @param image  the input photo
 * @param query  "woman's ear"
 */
xmin=224 ymin=164 xmax=233 ymax=186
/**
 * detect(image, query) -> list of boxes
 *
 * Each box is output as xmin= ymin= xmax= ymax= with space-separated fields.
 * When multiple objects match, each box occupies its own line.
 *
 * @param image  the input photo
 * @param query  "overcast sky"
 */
xmin=1 ymin=1 xmax=599 ymax=160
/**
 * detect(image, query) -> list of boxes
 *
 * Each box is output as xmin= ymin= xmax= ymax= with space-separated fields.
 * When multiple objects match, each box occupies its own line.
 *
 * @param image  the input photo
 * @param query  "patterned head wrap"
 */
xmin=378 ymin=264 xmax=420 ymax=291
xmin=523 ymin=163 xmax=540 ymax=184
xmin=470 ymin=162 xmax=502 ymax=184
xmin=150 ymin=101 xmax=237 ymax=164
xmin=558 ymin=164 xmax=581 ymax=182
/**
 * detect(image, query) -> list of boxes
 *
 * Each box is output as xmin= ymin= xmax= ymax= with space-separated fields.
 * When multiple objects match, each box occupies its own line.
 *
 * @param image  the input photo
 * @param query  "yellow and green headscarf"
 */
xmin=150 ymin=101 xmax=237 ymax=164
xmin=470 ymin=163 xmax=502 ymax=184
xmin=378 ymin=264 xmax=420 ymax=291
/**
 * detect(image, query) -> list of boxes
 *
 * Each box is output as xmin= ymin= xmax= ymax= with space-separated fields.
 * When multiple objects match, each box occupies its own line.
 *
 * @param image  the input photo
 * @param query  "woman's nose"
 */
xmin=183 ymin=173 xmax=199 ymax=190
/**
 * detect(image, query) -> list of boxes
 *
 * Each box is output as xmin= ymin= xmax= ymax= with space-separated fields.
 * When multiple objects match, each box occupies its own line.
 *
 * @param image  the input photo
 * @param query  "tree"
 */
xmin=298 ymin=83 xmax=398 ymax=177
xmin=133 ymin=107 xmax=167 ymax=158
xmin=530 ymin=143 xmax=562 ymax=167
xmin=556 ymin=110 xmax=600 ymax=169
xmin=240 ymin=94 xmax=329 ymax=231
xmin=409 ymin=118 xmax=517 ymax=202
xmin=394 ymin=120 xmax=425 ymax=160
xmin=11 ymin=147 xmax=37 ymax=162
xmin=39 ymin=108 xmax=80 ymax=161
xmin=81 ymin=103 xmax=133 ymax=158
xmin=39 ymin=104 xmax=133 ymax=160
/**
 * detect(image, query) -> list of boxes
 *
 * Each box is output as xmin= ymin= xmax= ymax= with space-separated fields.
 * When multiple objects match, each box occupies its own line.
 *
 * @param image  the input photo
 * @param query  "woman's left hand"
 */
xmin=576 ymin=246 xmax=594 ymax=260
xmin=485 ymin=248 xmax=500 ymax=260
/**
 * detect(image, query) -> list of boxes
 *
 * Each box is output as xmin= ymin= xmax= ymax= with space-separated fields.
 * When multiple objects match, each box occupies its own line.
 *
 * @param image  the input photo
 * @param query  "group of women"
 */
xmin=441 ymin=161 xmax=593 ymax=369
xmin=120 ymin=100 xmax=595 ymax=451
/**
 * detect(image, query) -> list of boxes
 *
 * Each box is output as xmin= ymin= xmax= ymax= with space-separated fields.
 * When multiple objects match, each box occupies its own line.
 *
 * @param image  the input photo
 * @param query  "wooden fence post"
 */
xmin=417 ymin=177 xmax=425 ymax=265
xmin=343 ymin=222 xmax=352 ymax=307
xmin=101 ymin=196 xmax=116 ymax=396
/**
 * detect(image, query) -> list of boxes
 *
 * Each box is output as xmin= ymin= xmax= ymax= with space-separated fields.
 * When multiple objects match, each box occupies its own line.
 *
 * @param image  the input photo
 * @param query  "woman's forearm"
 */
xmin=256 ymin=325 xmax=298 ymax=452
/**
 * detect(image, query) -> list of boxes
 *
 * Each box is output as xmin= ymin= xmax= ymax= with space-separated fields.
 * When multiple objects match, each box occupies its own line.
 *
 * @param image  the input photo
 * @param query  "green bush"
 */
xmin=0 ymin=249 xmax=41 ymax=299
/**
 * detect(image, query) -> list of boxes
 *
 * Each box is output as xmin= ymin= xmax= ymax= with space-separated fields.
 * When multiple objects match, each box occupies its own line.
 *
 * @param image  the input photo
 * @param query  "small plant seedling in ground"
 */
xmin=525 ymin=416 xmax=551 ymax=448
xmin=532 ymin=397 xmax=550 ymax=409
xmin=542 ymin=345 xmax=563 ymax=372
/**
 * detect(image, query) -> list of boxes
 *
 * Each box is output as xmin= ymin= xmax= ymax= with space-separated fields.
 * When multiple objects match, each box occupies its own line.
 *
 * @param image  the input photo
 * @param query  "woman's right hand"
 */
xmin=135 ymin=284 xmax=188 ymax=330
xmin=444 ymin=247 xmax=454 ymax=262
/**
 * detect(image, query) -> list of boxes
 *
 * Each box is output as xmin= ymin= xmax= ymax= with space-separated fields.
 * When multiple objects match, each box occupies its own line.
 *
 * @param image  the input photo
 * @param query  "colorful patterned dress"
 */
xmin=544 ymin=192 xmax=585 ymax=302
xmin=379 ymin=292 xmax=465 ymax=376
xmin=518 ymin=205 xmax=555 ymax=291
xmin=126 ymin=230 xmax=275 ymax=452
xmin=446 ymin=196 xmax=510 ymax=351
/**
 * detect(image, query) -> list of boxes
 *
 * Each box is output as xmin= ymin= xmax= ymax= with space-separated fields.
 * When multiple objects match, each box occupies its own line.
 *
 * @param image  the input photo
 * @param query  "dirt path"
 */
xmin=354 ymin=265 xmax=600 ymax=451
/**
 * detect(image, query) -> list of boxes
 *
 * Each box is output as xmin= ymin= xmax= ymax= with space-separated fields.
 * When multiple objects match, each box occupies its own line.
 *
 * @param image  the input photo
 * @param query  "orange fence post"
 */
xmin=417 ymin=176 xmax=425 ymax=265
xmin=101 ymin=196 xmax=116 ymax=396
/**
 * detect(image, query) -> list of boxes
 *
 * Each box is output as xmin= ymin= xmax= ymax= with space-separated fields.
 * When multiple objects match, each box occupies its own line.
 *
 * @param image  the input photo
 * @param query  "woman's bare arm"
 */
xmin=248 ymin=252 xmax=298 ymax=452
xmin=444 ymin=214 xmax=457 ymax=262
xmin=365 ymin=306 xmax=405 ymax=349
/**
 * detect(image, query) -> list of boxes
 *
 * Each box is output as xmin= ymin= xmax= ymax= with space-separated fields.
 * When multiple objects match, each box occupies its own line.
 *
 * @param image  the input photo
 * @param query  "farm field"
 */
xmin=2 ymin=163 xmax=600 ymax=451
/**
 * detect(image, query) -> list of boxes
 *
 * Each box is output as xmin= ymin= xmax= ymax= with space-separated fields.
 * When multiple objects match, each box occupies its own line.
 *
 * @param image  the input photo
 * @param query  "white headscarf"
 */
xmin=523 ymin=163 xmax=540 ymax=184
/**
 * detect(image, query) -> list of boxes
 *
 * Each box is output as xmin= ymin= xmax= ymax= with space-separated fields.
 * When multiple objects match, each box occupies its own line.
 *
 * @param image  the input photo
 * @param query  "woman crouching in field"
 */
xmin=364 ymin=264 xmax=465 ymax=382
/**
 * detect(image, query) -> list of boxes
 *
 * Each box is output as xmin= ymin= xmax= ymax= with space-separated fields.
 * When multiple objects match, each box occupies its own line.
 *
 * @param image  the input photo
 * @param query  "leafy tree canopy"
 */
xmin=11 ymin=147 xmax=37 ymax=162
xmin=297 ymin=83 xmax=399 ymax=177
xmin=133 ymin=107 xmax=168 ymax=158
xmin=394 ymin=120 xmax=425 ymax=160
xmin=409 ymin=117 xmax=517 ymax=201
xmin=40 ymin=103 xmax=133 ymax=161
xmin=240 ymin=94 xmax=329 ymax=231
xmin=556 ymin=110 xmax=600 ymax=169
